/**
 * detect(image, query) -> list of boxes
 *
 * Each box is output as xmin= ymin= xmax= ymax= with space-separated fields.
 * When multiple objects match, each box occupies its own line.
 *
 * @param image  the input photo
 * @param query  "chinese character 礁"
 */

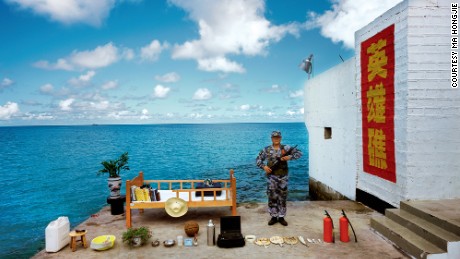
xmin=367 ymin=39 xmax=388 ymax=82
xmin=368 ymin=128 xmax=388 ymax=169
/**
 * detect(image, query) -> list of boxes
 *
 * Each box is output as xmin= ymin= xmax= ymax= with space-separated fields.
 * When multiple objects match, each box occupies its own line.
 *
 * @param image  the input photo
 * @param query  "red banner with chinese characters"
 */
xmin=360 ymin=24 xmax=396 ymax=183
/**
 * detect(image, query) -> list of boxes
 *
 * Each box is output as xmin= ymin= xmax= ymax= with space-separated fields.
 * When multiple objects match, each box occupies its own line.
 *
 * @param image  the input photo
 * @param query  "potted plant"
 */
xmin=98 ymin=152 xmax=129 ymax=198
xmin=122 ymin=226 xmax=151 ymax=247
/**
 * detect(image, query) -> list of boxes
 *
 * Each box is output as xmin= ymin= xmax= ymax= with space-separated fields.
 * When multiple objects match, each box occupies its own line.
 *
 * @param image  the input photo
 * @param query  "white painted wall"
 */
xmin=355 ymin=0 xmax=410 ymax=206
xmin=304 ymin=58 xmax=357 ymax=200
xmin=355 ymin=0 xmax=460 ymax=206
xmin=405 ymin=0 xmax=460 ymax=199
xmin=305 ymin=0 xmax=460 ymax=206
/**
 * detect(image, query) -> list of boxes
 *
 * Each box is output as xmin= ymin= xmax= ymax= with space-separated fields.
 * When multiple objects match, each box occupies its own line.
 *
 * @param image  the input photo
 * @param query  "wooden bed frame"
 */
xmin=125 ymin=170 xmax=237 ymax=228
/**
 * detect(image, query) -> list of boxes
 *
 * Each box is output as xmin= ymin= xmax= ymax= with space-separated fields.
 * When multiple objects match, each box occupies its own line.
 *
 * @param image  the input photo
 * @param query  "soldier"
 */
xmin=256 ymin=130 xmax=302 ymax=226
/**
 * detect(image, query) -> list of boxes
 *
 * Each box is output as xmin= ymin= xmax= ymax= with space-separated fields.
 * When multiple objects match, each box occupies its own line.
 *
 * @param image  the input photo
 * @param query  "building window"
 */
xmin=324 ymin=127 xmax=332 ymax=139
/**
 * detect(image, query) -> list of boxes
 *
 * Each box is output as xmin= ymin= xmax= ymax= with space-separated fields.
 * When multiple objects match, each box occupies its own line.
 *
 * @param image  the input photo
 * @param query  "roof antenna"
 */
xmin=299 ymin=54 xmax=314 ymax=79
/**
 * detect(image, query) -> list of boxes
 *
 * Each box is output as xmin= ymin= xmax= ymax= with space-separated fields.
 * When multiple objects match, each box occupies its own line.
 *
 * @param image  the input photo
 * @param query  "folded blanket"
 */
xmin=195 ymin=182 xmax=222 ymax=197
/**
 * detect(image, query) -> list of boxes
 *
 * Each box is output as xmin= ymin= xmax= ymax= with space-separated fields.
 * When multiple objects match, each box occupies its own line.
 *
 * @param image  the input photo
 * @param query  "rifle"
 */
xmin=269 ymin=145 xmax=298 ymax=169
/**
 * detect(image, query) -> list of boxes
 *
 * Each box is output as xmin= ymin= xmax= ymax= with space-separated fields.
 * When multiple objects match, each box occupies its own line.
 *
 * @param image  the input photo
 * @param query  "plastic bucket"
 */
xmin=45 ymin=216 xmax=70 ymax=252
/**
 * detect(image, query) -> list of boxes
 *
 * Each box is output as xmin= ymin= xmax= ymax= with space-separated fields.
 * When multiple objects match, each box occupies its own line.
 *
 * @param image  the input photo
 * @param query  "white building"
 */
xmin=305 ymin=0 xmax=460 ymax=211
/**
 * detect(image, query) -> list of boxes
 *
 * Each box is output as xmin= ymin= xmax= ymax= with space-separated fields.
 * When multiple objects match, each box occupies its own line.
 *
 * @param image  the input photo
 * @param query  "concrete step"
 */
xmin=386 ymin=209 xmax=460 ymax=251
xmin=401 ymin=200 xmax=460 ymax=237
xmin=371 ymin=216 xmax=446 ymax=259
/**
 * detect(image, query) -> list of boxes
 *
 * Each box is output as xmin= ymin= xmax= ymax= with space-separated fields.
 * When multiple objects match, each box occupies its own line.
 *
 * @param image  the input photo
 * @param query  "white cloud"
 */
xmin=206 ymin=106 xmax=219 ymax=111
xmin=88 ymin=100 xmax=109 ymax=110
xmin=193 ymin=88 xmax=212 ymax=100
xmin=23 ymin=112 xmax=55 ymax=121
xmin=54 ymin=87 xmax=72 ymax=97
xmin=286 ymin=108 xmax=304 ymax=116
xmin=59 ymin=98 xmax=75 ymax=111
xmin=219 ymin=83 xmax=240 ymax=99
xmin=269 ymin=84 xmax=282 ymax=93
xmin=70 ymin=43 xmax=119 ymax=69
xmin=5 ymin=0 xmax=116 ymax=27
xmin=79 ymin=70 xmax=96 ymax=82
xmin=40 ymin=83 xmax=54 ymax=94
xmin=0 ymin=102 xmax=19 ymax=120
xmin=306 ymin=0 xmax=402 ymax=49
xmin=107 ymin=110 xmax=131 ymax=120
xmin=140 ymin=109 xmax=149 ymax=120
xmin=155 ymin=72 xmax=180 ymax=83
xmin=188 ymin=113 xmax=204 ymax=119
xmin=140 ymin=40 xmax=169 ymax=61
xmin=69 ymin=70 xmax=96 ymax=87
xmin=35 ymin=43 xmax=124 ymax=71
xmin=1 ymin=78 xmax=14 ymax=89
xmin=240 ymin=104 xmax=250 ymax=111
xmin=289 ymin=89 xmax=304 ymax=98
xmin=72 ymin=93 xmax=115 ymax=111
xmin=34 ymin=58 xmax=74 ymax=71
xmin=153 ymin=84 xmax=171 ymax=99
xmin=286 ymin=110 xmax=296 ymax=116
xmin=170 ymin=0 xmax=299 ymax=73
xmin=122 ymin=48 xmax=135 ymax=60
xmin=261 ymin=84 xmax=285 ymax=93
xmin=239 ymin=104 xmax=261 ymax=111
xmin=35 ymin=113 xmax=54 ymax=120
xmin=197 ymin=57 xmax=245 ymax=73
xmin=102 ymin=80 xmax=118 ymax=90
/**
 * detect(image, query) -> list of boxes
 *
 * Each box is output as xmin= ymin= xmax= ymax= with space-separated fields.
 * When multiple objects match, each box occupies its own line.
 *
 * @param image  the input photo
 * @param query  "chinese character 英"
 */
xmin=367 ymin=39 xmax=388 ymax=82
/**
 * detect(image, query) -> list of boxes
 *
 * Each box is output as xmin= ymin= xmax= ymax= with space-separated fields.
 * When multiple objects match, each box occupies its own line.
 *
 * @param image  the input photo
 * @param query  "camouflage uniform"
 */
xmin=256 ymin=144 xmax=302 ymax=218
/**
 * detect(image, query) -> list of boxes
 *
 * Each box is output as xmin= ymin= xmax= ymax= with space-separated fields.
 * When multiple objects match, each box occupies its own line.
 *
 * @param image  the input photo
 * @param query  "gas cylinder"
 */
xmin=323 ymin=210 xmax=334 ymax=243
xmin=340 ymin=215 xmax=350 ymax=242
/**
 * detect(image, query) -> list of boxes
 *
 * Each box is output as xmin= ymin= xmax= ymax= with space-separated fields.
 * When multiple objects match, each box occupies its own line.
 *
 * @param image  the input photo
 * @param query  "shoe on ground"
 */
xmin=278 ymin=217 xmax=288 ymax=226
xmin=268 ymin=217 xmax=278 ymax=225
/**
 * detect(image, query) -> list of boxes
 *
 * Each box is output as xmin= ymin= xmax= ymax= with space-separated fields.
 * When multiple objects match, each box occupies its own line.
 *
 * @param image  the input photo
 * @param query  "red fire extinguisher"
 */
xmin=340 ymin=209 xmax=358 ymax=243
xmin=323 ymin=210 xmax=334 ymax=243
xmin=339 ymin=213 xmax=350 ymax=242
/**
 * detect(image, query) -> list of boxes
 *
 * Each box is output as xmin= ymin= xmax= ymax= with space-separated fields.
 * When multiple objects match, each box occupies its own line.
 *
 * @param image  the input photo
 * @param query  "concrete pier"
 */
xmin=33 ymin=200 xmax=408 ymax=258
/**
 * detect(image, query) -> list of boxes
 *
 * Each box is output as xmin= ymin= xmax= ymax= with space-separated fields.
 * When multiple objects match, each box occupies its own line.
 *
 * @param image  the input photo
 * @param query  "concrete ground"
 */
xmin=33 ymin=200 xmax=408 ymax=259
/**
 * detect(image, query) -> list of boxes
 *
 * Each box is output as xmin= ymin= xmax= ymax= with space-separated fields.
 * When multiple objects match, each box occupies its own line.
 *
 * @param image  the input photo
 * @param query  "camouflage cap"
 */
xmin=271 ymin=130 xmax=282 ymax=137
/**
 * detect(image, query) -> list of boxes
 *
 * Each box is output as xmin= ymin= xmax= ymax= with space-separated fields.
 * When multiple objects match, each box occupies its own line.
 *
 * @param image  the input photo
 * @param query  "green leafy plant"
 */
xmin=122 ymin=226 xmax=151 ymax=246
xmin=98 ymin=152 xmax=130 ymax=178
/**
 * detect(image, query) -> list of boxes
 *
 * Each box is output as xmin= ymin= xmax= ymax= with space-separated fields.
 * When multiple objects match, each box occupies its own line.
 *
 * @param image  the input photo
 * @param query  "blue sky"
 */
xmin=0 ymin=0 xmax=401 ymax=125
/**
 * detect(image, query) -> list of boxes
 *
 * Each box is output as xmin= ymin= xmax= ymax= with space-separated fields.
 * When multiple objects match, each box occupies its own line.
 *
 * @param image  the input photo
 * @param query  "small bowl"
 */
xmin=245 ymin=235 xmax=256 ymax=243
xmin=151 ymin=239 xmax=160 ymax=247
xmin=163 ymin=239 xmax=175 ymax=247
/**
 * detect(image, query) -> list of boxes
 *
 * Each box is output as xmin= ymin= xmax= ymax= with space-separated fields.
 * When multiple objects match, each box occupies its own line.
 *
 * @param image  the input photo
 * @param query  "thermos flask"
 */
xmin=207 ymin=219 xmax=215 ymax=246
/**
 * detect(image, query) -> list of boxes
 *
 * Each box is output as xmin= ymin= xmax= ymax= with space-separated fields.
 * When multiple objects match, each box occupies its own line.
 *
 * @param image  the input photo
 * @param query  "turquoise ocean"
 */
xmin=0 ymin=123 xmax=309 ymax=258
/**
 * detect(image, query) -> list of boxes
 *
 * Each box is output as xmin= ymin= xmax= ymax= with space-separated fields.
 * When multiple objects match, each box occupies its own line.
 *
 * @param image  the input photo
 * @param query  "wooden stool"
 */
xmin=69 ymin=230 xmax=88 ymax=252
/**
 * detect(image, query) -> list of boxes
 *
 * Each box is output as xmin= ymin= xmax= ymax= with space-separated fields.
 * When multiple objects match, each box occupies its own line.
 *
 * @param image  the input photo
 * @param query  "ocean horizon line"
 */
xmin=0 ymin=120 xmax=306 ymax=128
